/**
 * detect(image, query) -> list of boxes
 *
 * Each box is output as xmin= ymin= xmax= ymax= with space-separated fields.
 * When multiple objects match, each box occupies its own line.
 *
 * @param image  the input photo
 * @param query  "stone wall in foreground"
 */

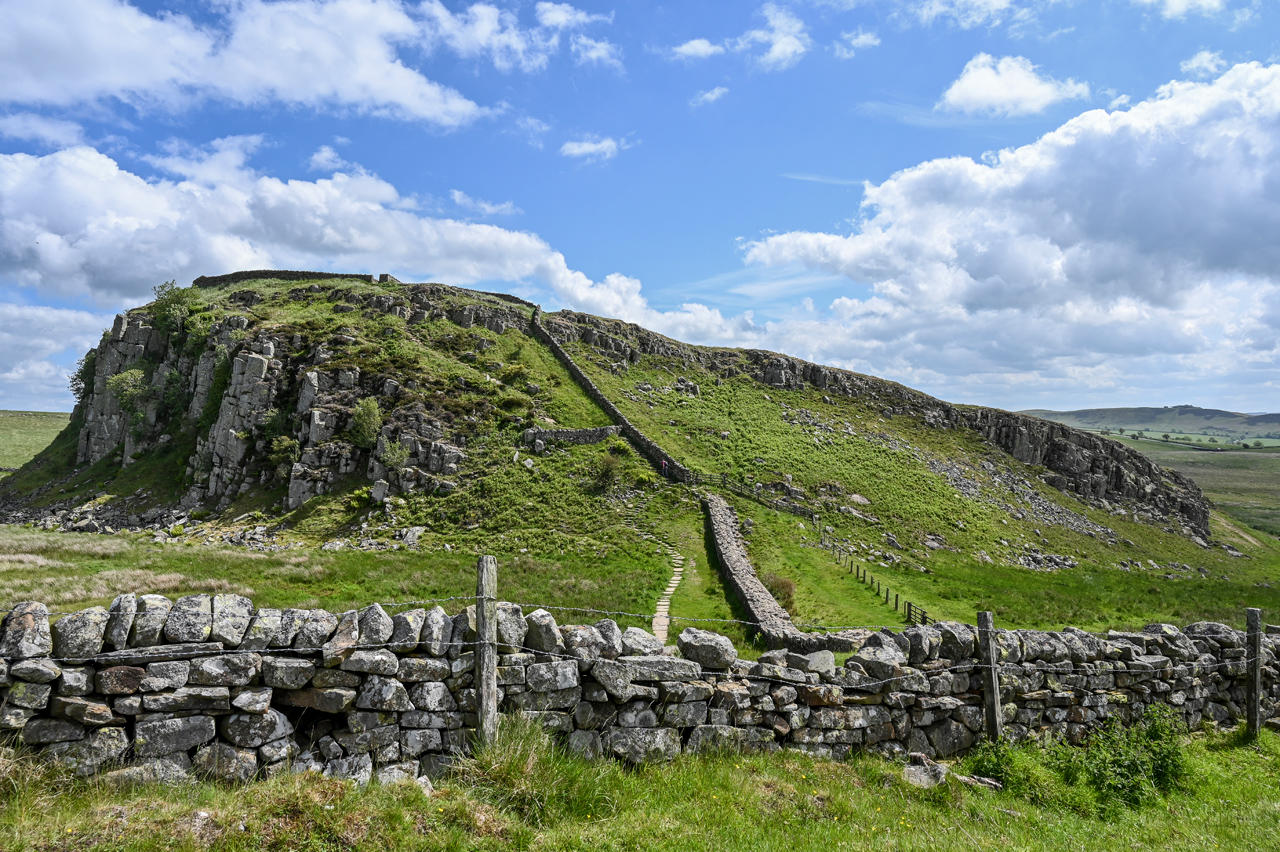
xmin=0 ymin=592 xmax=1275 ymax=785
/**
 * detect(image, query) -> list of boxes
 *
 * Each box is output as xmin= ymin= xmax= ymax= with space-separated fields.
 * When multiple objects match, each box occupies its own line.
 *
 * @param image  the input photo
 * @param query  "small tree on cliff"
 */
xmin=348 ymin=397 xmax=382 ymax=449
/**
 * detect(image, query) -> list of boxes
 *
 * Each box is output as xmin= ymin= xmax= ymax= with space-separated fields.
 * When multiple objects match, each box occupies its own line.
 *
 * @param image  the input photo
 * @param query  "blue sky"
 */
xmin=1 ymin=0 xmax=1278 ymax=413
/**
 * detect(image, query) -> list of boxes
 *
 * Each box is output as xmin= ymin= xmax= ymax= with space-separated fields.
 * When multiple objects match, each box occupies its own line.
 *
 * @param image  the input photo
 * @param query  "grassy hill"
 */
xmin=1025 ymin=404 xmax=1280 ymax=444
xmin=0 ymin=274 xmax=1277 ymax=635
xmin=0 ymin=410 xmax=68 ymax=479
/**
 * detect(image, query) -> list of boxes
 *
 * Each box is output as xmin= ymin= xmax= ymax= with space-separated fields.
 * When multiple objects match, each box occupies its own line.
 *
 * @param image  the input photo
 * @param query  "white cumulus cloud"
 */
xmin=833 ymin=29 xmax=880 ymax=60
xmin=559 ymin=136 xmax=626 ymax=161
xmin=940 ymin=53 xmax=1090 ymax=116
xmin=0 ymin=113 xmax=84 ymax=147
xmin=570 ymin=34 xmax=624 ymax=70
xmin=690 ymin=87 xmax=730 ymax=107
xmin=1181 ymin=50 xmax=1227 ymax=78
xmin=743 ymin=62 xmax=1280 ymax=408
xmin=734 ymin=3 xmax=811 ymax=71
xmin=450 ymin=189 xmax=522 ymax=216
xmin=1132 ymin=0 xmax=1226 ymax=18
xmin=671 ymin=38 xmax=724 ymax=60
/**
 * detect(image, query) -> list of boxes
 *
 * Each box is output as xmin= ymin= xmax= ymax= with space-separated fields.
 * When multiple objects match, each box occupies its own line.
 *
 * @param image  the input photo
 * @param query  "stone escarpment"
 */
xmin=1 ymin=591 xmax=1274 ymax=783
xmin=55 ymin=280 xmax=534 ymax=521
xmin=550 ymin=311 xmax=1211 ymax=539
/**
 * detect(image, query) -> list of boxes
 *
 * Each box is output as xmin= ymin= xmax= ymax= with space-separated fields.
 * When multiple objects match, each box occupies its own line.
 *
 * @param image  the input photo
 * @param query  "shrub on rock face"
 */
xmin=347 ymin=397 xmax=383 ymax=449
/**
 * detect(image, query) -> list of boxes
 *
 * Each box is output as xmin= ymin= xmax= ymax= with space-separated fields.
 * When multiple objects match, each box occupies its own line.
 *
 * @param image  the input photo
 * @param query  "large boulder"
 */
xmin=0 ymin=602 xmax=52 ymax=659
xmin=677 ymin=628 xmax=737 ymax=669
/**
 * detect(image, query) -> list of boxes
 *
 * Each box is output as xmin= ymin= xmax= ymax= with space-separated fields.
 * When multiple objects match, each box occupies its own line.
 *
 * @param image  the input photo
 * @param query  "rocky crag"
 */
xmin=541 ymin=310 xmax=1211 ymax=539
xmin=1 ymin=271 xmax=1210 ymax=551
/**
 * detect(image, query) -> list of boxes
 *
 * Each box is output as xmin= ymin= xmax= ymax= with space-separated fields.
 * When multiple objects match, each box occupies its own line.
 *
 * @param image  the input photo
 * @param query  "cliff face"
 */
xmin=548 ymin=311 xmax=1212 ymax=539
xmin=68 ymin=281 xmax=530 ymax=514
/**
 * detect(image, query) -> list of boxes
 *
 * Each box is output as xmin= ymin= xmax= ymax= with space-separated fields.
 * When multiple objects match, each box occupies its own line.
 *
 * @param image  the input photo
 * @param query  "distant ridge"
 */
xmin=1023 ymin=405 xmax=1280 ymax=440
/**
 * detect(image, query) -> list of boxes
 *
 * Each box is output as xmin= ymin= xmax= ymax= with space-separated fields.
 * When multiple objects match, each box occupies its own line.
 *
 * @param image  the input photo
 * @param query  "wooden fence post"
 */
xmin=475 ymin=555 xmax=498 ymax=745
xmin=1246 ymin=607 xmax=1262 ymax=740
xmin=978 ymin=611 xmax=1003 ymax=742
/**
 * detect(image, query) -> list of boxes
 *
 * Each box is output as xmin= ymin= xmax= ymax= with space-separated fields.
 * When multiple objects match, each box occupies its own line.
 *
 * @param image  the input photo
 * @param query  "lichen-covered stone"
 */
xmin=261 ymin=657 xmax=314 ymax=689
xmin=524 ymin=609 xmax=564 ymax=654
xmin=0 ymin=602 xmax=52 ymax=660
xmin=621 ymin=627 xmax=663 ymax=657
xmin=194 ymin=742 xmax=258 ymax=782
xmin=232 ymin=686 xmax=272 ymax=714
xmin=321 ymin=611 xmax=360 ymax=667
xmin=496 ymin=603 xmax=527 ymax=653
xmin=357 ymin=675 xmax=414 ymax=712
xmin=420 ymin=606 xmax=451 ymax=656
xmin=357 ymin=604 xmax=394 ymax=646
xmin=105 ymin=593 xmax=138 ymax=651
xmin=341 ymin=649 xmax=399 ymax=675
xmin=188 ymin=653 xmax=261 ymax=686
xmin=219 ymin=709 xmax=292 ymax=748
xmin=601 ymin=726 xmax=681 ymax=763
xmin=210 ymin=594 xmax=254 ymax=646
xmin=52 ymin=607 xmax=110 ymax=661
xmin=134 ymin=715 xmax=216 ymax=757
xmin=10 ymin=658 xmax=61 ymax=683
xmin=389 ymin=609 xmax=426 ymax=653
xmin=43 ymin=727 xmax=128 ymax=776
xmin=21 ymin=717 xmax=86 ymax=746
xmin=164 ymin=595 xmax=213 ymax=643
xmin=238 ymin=608 xmax=282 ymax=651
xmin=96 ymin=666 xmax=145 ymax=694
xmin=141 ymin=660 xmax=190 ymax=692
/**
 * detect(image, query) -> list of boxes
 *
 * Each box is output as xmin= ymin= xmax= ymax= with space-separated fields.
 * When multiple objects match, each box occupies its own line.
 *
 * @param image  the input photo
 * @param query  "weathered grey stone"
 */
xmin=93 ymin=643 xmax=223 ymax=667
xmin=261 ymin=657 xmax=314 ymax=689
xmin=294 ymin=609 xmax=339 ymax=649
xmin=51 ymin=695 xmax=115 ymax=725
xmin=396 ymin=656 xmax=450 ymax=682
xmin=341 ymin=649 xmax=399 ymax=675
xmin=662 ymin=701 xmax=709 ymax=727
xmin=210 ymin=594 xmax=254 ymax=646
xmin=129 ymin=595 xmax=172 ymax=647
xmin=496 ymin=603 xmax=527 ymax=653
xmin=135 ymin=715 xmax=216 ymax=757
xmin=96 ymin=666 xmax=145 ymax=694
xmin=324 ymin=753 xmax=372 ymax=785
xmin=524 ymin=609 xmax=564 ymax=654
xmin=52 ymin=607 xmax=110 ymax=661
xmin=57 ymin=666 xmax=92 ymax=695
xmin=21 ymin=717 xmax=86 ymax=746
xmin=238 ymin=608 xmax=282 ymax=651
xmin=105 ymin=593 xmax=138 ymax=651
xmin=528 ymin=660 xmax=579 ymax=692
xmin=853 ymin=643 xmax=907 ymax=681
xmin=164 ymin=595 xmax=213 ymax=643
xmin=448 ymin=610 xmax=473 ymax=660
xmin=927 ymin=719 xmax=976 ymax=757
xmin=621 ymin=655 xmax=701 ymax=681
xmin=687 ymin=725 xmax=749 ymax=753
xmin=220 ymin=709 xmax=293 ymax=748
xmin=142 ymin=686 xmax=231 ymax=713
xmin=799 ymin=650 xmax=836 ymax=678
xmin=589 ymin=658 xmax=634 ymax=700
xmin=594 ymin=619 xmax=624 ymax=660
xmin=567 ymin=729 xmax=602 ymax=760
xmin=937 ymin=622 xmax=976 ymax=661
xmin=141 ymin=660 xmax=190 ymax=692
xmin=103 ymin=754 xmax=192 ymax=786
xmin=601 ymin=726 xmax=681 ymax=763
xmin=420 ymin=606 xmax=451 ymax=656
xmin=903 ymin=754 xmax=948 ymax=788
xmin=357 ymin=675 xmax=414 ymax=712
xmin=232 ymin=686 xmax=272 ymax=714
xmin=321 ymin=611 xmax=360 ymax=667
xmin=375 ymin=762 xmax=420 ymax=785
xmin=677 ymin=628 xmax=737 ymax=669
xmin=410 ymin=681 xmax=457 ymax=711
xmin=0 ymin=705 xmax=37 ymax=728
xmin=312 ymin=668 xmax=361 ymax=688
xmin=258 ymin=736 xmax=300 ymax=765
xmin=10 ymin=657 xmax=60 ymax=683
xmin=562 ymin=625 xmax=606 ymax=665
xmin=276 ymin=687 xmax=356 ymax=713
xmin=194 ymin=742 xmax=258 ymax=782
xmin=358 ymin=604 xmax=394 ymax=646
xmin=189 ymin=653 xmax=260 ymax=686
xmin=389 ymin=609 xmax=427 ymax=653
xmin=0 ymin=601 xmax=52 ymax=659
xmin=273 ymin=608 xmax=309 ymax=647
xmin=400 ymin=728 xmax=442 ymax=757
xmin=621 ymin=627 xmax=664 ymax=657
xmin=5 ymin=680 xmax=52 ymax=709
xmin=43 ymin=727 xmax=129 ymax=776
xmin=113 ymin=695 xmax=142 ymax=715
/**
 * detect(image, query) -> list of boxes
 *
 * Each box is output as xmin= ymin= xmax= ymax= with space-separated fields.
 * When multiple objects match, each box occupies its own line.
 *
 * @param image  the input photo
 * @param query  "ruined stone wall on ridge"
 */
xmin=1 ymin=590 xmax=1274 ymax=784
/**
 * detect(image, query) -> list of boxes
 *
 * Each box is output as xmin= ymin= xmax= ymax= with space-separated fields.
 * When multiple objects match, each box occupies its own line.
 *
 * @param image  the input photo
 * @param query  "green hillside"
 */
xmin=0 ymin=410 xmax=68 ymax=478
xmin=1025 ymin=404 xmax=1280 ymax=443
xmin=1 ymin=274 xmax=1277 ymax=634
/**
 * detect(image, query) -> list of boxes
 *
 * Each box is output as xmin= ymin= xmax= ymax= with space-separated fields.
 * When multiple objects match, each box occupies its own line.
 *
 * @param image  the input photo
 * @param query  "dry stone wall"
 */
xmin=530 ymin=312 xmax=692 ymax=482
xmin=1 ymin=591 xmax=1274 ymax=784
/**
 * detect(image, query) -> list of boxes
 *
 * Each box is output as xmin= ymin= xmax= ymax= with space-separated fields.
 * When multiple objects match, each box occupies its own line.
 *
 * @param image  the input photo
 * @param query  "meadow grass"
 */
xmin=1 ymin=717 xmax=1276 ymax=851
xmin=0 ymin=411 xmax=69 ymax=478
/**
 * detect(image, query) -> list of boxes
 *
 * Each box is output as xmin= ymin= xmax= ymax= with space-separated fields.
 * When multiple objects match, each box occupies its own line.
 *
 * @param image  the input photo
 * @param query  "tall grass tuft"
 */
xmin=451 ymin=715 xmax=624 ymax=826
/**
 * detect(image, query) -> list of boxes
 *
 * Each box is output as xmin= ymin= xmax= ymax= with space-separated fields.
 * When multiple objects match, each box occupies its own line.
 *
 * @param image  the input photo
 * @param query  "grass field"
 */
xmin=2 ymin=717 xmax=1276 ymax=851
xmin=0 ymin=410 xmax=68 ymax=478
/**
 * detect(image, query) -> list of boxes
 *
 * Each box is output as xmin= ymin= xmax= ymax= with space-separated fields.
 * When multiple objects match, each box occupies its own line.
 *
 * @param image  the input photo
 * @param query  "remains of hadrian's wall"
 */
xmin=0 ymin=584 xmax=1275 ymax=785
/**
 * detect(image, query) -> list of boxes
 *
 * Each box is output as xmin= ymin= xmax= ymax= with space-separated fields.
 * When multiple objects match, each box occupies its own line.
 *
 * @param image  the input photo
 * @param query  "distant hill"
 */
xmin=1023 ymin=405 xmax=1280 ymax=441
